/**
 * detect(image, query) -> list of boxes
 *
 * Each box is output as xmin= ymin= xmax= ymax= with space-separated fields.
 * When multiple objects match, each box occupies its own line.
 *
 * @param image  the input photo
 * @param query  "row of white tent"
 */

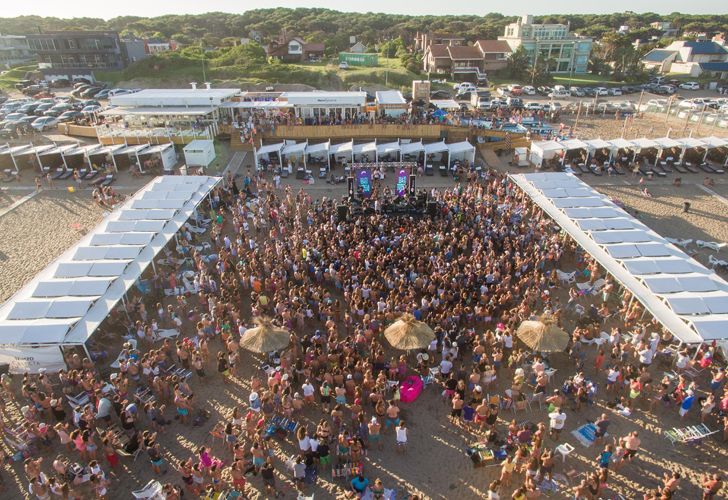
xmin=510 ymin=172 xmax=728 ymax=345
xmin=0 ymin=176 xmax=221 ymax=373
xmin=0 ymin=142 xmax=176 ymax=174
xmin=529 ymin=136 xmax=728 ymax=167
xmin=254 ymin=139 xmax=476 ymax=169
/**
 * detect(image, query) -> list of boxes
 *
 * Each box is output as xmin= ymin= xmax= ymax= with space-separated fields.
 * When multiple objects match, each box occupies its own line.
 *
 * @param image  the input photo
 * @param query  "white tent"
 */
xmin=652 ymin=137 xmax=683 ymax=166
xmin=529 ymin=140 xmax=565 ymax=167
xmin=330 ymin=140 xmax=354 ymax=163
xmin=305 ymin=141 xmax=330 ymax=170
xmin=509 ymin=172 xmax=728 ymax=345
xmin=424 ymin=141 xmax=448 ymax=155
xmin=584 ymin=138 xmax=611 ymax=151
xmin=353 ymin=141 xmax=377 ymax=162
xmin=698 ymin=136 xmax=728 ymax=163
xmin=255 ymin=142 xmax=284 ymax=170
xmin=631 ymin=137 xmax=659 ymax=150
xmin=376 ymin=141 xmax=400 ymax=161
xmin=281 ymin=141 xmax=308 ymax=168
xmin=608 ymin=138 xmax=635 ymax=150
xmin=430 ymin=99 xmax=459 ymax=110
xmin=0 ymin=176 xmax=221 ymax=373
xmin=400 ymin=141 xmax=424 ymax=159
xmin=447 ymin=140 xmax=475 ymax=164
xmin=560 ymin=138 xmax=589 ymax=151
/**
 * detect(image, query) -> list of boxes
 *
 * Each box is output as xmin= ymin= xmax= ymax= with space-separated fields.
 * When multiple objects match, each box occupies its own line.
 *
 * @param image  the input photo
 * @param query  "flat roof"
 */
xmin=376 ymin=90 xmax=406 ymax=105
xmin=110 ymin=88 xmax=239 ymax=107
xmin=0 ymin=176 xmax=221 ymax=352
xmin=101 ymin=106 xmax=216 ymax=117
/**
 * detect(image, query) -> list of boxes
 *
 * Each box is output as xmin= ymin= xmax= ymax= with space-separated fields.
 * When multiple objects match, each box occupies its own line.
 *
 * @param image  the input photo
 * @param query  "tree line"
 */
xmin=0 ymin=9 xmax=726 ymax=56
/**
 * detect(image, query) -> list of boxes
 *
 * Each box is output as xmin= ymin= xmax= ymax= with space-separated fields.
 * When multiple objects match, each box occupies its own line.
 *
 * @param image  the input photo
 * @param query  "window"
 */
xmin=561 ymin=45 xmax=572 ymax=59
xmin=557 ymin=61 xmax=570 ymax=72
xmin=67 ymin=39 xmax=77 ymax=49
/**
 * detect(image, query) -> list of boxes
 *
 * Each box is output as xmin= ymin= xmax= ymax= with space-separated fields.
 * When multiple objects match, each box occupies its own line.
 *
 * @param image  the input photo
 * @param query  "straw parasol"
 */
xmin=516 ymin=314 xmax=570 ymax=353
xmin=239 ymin=317 xmax=290 ymax=353
xmin=383 ymin=314 xmax=435 ymax=350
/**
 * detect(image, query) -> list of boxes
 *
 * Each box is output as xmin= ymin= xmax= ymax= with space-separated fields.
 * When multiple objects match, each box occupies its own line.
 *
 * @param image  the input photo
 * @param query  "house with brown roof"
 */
xmin=414 ymin=32 xmax=465 ymax=52
xmin=265 ymin=35 xmax=325 ymax=63
xmin=423 ymin=40 xmax=511 ymax=76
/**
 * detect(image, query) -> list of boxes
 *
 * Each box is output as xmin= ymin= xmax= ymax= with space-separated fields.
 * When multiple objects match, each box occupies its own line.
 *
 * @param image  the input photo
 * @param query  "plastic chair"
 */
xmin=555 ymin=443 xmax=575 ymax=463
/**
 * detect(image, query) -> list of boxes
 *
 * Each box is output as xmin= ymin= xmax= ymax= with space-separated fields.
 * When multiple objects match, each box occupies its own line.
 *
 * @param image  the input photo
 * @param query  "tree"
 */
xmin=505 ymin=46 xmax=530 ymax=80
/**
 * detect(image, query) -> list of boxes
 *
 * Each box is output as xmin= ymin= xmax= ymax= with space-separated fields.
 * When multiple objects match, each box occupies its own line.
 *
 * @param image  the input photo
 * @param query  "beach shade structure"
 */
xmin=383 ymin=314 xmax=435 ymax=350
xmin=516 ymin=315 xmax=570 ymax=353
xmin=239 ymin=317 xmax=290 ymax=353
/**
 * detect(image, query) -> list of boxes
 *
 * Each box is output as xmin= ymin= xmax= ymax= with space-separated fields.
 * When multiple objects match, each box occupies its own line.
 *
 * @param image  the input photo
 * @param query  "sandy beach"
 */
xmin=0 ymin=190 xmax=107 ymax=302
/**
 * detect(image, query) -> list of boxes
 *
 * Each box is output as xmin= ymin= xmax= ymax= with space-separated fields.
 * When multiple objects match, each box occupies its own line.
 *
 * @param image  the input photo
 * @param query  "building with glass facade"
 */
xmin=498 ymin=15 xmax=592 ymax=74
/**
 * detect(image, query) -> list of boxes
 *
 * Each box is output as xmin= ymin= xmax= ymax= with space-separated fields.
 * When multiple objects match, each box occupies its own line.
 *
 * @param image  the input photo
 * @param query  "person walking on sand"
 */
xmin=548 ymin=407 xmax=566 ymax=441
xmin=395 ymin=420 xmax=407 ymax=453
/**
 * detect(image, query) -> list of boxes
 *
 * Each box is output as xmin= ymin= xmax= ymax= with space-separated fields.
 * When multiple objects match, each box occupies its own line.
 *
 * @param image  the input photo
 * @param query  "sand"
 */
xmin=0 ymin=190 xmax=107 ymax=302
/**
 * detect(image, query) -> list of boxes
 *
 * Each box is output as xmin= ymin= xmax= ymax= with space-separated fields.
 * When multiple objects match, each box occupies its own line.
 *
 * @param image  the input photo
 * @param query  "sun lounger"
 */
xmin=665 ymin=424 xmax=718 ymax=445
xmin=684 ymin=163 xmax=700 ymax=174
xmin=709 ymin=254 xmax=728 ymax=269
xmin=575 ymin=164 xmax=590 ymax=175
xmin=132 ymin=479 xmax=164 ymax=499
xmin=100 ymin=174 xmax=115 ymax=187
xmin=696 ymin=240 xmax=727 ymax=252
xmin=83 ymin=169 xmax=99 ymax=180
xmin=666 ymin=237 xmax=692 ymax=249
xmin=671 ymin=162 xmax=687 ymax=173
xmin=612 ymin=164 xmax=626 ymax=175
xmin=66 ymin=391 xmax=90 ymax=408
xmin=703 ymin=163 xmax=724 ymax=174
xmin=153 ymin=328 xmax=180 ymax=342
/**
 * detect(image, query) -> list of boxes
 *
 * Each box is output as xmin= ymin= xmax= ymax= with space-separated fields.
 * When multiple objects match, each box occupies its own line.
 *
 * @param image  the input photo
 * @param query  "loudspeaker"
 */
xmin=408 ymin=174 xmax=416 ymax=197
xmin=427 ymin=201 xmax=437 ymax=217
xmin=347 ymin=177 xmax=355 ymax=197
xmin=337 ymin=204 xmax=349 ymax=222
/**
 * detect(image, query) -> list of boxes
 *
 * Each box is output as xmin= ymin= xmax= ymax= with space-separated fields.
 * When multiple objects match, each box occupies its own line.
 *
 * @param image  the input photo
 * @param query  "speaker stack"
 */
xmin=337 ymin=204 xmax=349 ymax=222
xmin=408 ymin=174 xmax=416 ymax=197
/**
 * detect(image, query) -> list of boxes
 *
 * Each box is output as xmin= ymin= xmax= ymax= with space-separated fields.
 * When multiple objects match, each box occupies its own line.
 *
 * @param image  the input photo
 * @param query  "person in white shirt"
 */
xmin=440 ymin=355 xmax=453 ymax=377
xmin=301 ymin=380 xmax=315 ymax=404
xmin=395 ymin=421 xmax=407 ymax=453
xmin=548 ymin=408 xmax=566 ymax=440
xmin=638 ymin=346 xmax=653 ymax=367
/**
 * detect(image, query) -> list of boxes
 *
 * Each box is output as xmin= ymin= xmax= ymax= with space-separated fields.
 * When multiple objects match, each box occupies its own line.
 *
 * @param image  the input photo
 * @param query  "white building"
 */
xmin=0 ymin=34 xmax=34 ymax=68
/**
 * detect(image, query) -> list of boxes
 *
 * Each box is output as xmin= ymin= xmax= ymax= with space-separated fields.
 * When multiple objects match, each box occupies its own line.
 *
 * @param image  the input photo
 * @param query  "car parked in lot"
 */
xmin=17 ymin=102 xmax=40 ymax=115
xmin=548 ymin=89 xmax=570 ymax=98
xmin=524 ymin=102 xmax=542 ymax=112
xmin=338 ymin=61 xmax=349 ymax=69
xmin=595 ymin=87 xmax=609 ymax=96
xmin=569 ymin=86 xmax=585 ymax=97
xmin=609 ymin=88 xmax=623 ymax=96
xmin=506 ymin=96 xmax=523 ymax=108
xmin=1 ymin=112 xmax=27 ymax=123
xmin=81 ymin=105 xmax=102 ymax=115
xmin=44 ymin=103 xmax=73 ymax=117
xmin=583 ymin=87 xmax=596 ymax=97
xmin=521 ymin=85 xmax=536 ymax=95
xmin=57 ymin=110 xmax=83 ymax=123
xmin=31 ymin=116 xmax=58 ymax=131
xmin=679 ymin=81 xmax=700 ymax=90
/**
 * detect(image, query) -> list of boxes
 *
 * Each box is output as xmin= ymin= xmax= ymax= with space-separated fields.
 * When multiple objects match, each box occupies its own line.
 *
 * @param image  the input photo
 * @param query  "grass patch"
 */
xmin=95 ymin=55 xmax=422 ymax=91
xmin=0 ymin=64 xmax=38 ymax=90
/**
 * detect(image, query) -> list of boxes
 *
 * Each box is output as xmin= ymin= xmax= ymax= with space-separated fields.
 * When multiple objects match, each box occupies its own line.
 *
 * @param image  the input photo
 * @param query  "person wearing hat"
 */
xmin=368 ymin=416 xmax=383 ymax=450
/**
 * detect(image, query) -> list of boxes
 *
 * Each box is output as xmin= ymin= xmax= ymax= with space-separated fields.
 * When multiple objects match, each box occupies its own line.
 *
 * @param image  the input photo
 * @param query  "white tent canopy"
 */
xmin=584 ymin=138 xmax=611 ymax=151
xmin=653 ymin=137 xmax=682 ymax=149
xmin=376 ymin=141 xmax=400 ymax=158
xmin=529 ymin=140 xmax=565 ymax=167
xmin=678 ymin=137 xmax=705 ymax=149
xmin=353 ymin=142 xmax=377 ymax=155
xmin=560 ymin=138 xmax=589 ymax=151
xmin=305 ymin=141 xmax=329 ymax=156
xmin=400 ymin=141 xmax=424 ymax=156
xmin=699 ymin=136 xmax=728 ymax=149
xmin=330 ymin=141 xmax=353 ymax=155
xmin=607 ymin=138 xmax=635 ymax=150
xmin=255 ymin=142 xmax=284 ymax=170
xmin=281 ymin=141 xmax=307 ymax=156
xmin=631 ymin=137 xmax=659 ymax=150
xmin=424 ymin=141 xmax=449 ymax=155
xmin=509 ymin=172 xmax=728 ymax=344
xmin=0 ymin=176 xmax=221 ymax=372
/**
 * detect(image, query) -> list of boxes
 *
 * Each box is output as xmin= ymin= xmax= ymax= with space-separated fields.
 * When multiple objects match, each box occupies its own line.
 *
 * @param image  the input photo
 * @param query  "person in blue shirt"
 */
xmin=679 ymin=390 xmax=695 ymax=419
xmin=597 ymin=444 xmax=613 ymax=469
xmin=351 ymin=473 xmax=369 ymax=494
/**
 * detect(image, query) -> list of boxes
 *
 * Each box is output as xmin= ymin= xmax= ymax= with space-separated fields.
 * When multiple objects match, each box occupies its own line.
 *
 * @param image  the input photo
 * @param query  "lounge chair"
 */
xmin=684 ymin=162 xmax=699 ymax=174
xmin=709 ymin=255 xmax=728 ymax=269
xmin=672 ymin=163 xmax=687 ymax=174
xmin=696 ymin=240 xmax=727 ymax=252
xmin=132 ymin=479 xmax=164 ymax=499
xmin=100 ymin=174 xmax=114 ymax=187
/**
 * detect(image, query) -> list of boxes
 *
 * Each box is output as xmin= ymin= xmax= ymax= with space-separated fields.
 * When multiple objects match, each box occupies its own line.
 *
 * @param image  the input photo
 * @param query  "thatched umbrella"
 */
xmin=383 ymin=314 xmax=435 ymax=350
xmin=516 ymin=314 xmax=570 ymax=353
xmin=239 ymin=317 xmax=290 ymax=353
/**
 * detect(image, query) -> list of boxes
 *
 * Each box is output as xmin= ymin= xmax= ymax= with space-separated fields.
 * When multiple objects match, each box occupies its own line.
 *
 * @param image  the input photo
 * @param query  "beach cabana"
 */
xmin=560 ymin=138 xmax=589 ymax=165
xmin=606 ymin=138 xmax=635 ymax=164
xmin=423 ymin=140 xmax=449 ymax=167
xmin=447 ymin=140 xmax=475 ymax=165
xmin=699 ymin=136 xmax=728 ymax=164
xmin=38 ymin=144 xmax=77 ymax=173
xmin=630 ymin=137 xmax=659 ymax=164
xmin=584 ymin=138 xmax=611 ymax=164
xmin=12 ymin=144 xmax=55 ymax=173
xmin=376 ymin=141 xmax=401 ymax=163
xmin=353 ymin=141 xmax=377 ymax=163
xmin=400 ymin=141 xmax=424 ymax=162
xmin=677 ymin=137 xmax=706 ymax=164
xmin=255 ymin=142 xmax=284 ymax=170
xmin=305 ymin=141 xmax=330 ymax=170
xmin=89 ymin=144 xmax=125 ymax=173
xmin=330 ymin=140 xmax=354 ymax=164
xmin=114 ymin=144 xmax=150 ymax=172
xmin=281 ymin=141 xmax=308 ymax=168
xmin=529 ymin=140 xmax=565 ymax=168
xmin=652 ymin=137 xmax=683 ymax=167
xmin=137 ymin=143 xmax=177 ymax=174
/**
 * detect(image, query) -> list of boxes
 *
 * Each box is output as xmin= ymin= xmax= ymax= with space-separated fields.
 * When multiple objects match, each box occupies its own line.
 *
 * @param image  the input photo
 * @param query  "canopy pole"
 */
xmin=81 ymin=342 xmax=93 ymax=364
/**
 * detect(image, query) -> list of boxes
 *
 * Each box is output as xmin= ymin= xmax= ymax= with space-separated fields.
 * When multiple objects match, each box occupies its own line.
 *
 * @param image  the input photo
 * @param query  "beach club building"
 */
xmin=224 ymin=91 xmax=368 ymax=122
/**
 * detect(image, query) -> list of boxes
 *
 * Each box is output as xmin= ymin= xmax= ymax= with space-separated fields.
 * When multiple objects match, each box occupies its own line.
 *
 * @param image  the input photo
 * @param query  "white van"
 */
xmin=548 ymin=89 xmax=570 ymax=98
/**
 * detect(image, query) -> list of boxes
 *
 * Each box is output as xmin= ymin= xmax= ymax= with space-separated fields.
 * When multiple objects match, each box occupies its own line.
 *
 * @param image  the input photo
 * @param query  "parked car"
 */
xmin=430 ymin=90 xmax=451 ymax=99
xmin=456 ymin=91 xmax=472 ymax=101
xmin=496 ymin=87 xmax=510 ymax=97
xmin=31 ymin=116 xmax=58 ymax=131
xmin=677 ymin=99 xmax=700 ymax=109
xmin=1 ymin=112 xmax=27 ymax=123
xmin=507 ymin=84 xmax=523 ymax=96
xmin=50 ymin=78 xmax=70 ymax=88
xmin=609 ymin=88 xmax=623 ymax=96
xmin=524 ymin=102 xmax=542 ymax=112
xmin=93 ymin=89 xmax=111 ymax=100
xmin=583 ymin=87 xmax=597 ymax=97
xmin=476 ymin=98 xmax=493 ymax=110
xmin=108 ymin=88 xmax=133 ymax=97
xmin=80 ymin=87 xmax=104 ymax=98
xmin=548 ymin=89 xmax=570 ymax=98
xmin=536 ymin=86 xmax=552 ymax=96
xmin=17 ymin=103 xmax=40 ymax=115
xmin=338 ymin=61 xmax=349 ymax=70
xmin=72 ymin=77 xmax=93 ymax=86
xmin=595 ymin=87 xmax=609 ymax=96
xmin=506 ymin=96 xmax=523 ymax=108
xmin=57 ymin=110 xmax=83 ymax=123
xmin=81 ymin=105 xmax=102 ymax=115
xmin=679 ymin=81 xmax=700 ymax=90
xmin=569 ymin=86 xmax=585 ymax=97
xmin=71 ymin=85 xmax=92 ymax=97
xmin=521 ymin=85 xmax=536 ymax=95
xmin=44 ymin=103 xmax=72 ymax=117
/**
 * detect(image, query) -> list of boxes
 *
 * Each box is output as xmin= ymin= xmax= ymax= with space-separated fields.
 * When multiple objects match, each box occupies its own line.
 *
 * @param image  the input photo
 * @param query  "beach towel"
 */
xmin=399 ymin=375 xmax=423 ymax=403
xmin=571 ymin=423 xmax=597 ymax=447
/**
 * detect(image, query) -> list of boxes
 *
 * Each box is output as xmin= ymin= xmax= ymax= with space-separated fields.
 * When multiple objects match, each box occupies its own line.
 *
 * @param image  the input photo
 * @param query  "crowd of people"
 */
xmin=0 ymin=163 xmax=725 ymax=500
